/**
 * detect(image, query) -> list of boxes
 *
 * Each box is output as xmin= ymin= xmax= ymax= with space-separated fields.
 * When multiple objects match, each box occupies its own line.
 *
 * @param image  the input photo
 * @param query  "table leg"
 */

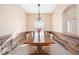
xmin=30 ymin=44 xmax=49 ymax=55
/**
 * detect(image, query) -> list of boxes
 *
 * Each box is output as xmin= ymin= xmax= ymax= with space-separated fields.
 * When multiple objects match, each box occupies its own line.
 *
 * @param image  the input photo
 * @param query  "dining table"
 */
xmin=25 ymin=31 xmax=55 ymax=55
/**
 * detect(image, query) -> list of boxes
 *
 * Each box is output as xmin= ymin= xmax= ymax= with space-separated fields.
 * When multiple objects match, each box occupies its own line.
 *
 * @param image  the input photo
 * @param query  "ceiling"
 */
xmin=20 ymin=4 xmax=58 ymax=14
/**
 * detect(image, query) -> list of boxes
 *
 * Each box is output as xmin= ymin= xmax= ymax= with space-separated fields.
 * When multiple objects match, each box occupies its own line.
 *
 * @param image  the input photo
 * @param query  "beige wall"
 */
xmin=77 ymin=5 xmax=79 ymax=35
xmin=1 ymin=4 xmax=78 ymax=36
xmin=27 ymin=14 xmax=52 ymax=31
xmin=0 ymin=5 xmax=27 ymax=36
xmin=52 ymin=4 xmax=72 ymax=33
xmin=64 ymin=5 xmax=76 ymax=20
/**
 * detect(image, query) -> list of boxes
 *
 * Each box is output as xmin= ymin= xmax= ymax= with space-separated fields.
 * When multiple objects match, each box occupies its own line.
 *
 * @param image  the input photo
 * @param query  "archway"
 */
xmin=62 ymin=5 xmax=77 ymax=34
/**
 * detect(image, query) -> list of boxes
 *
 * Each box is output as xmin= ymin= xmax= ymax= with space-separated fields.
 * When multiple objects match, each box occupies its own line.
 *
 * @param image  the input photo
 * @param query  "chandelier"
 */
xmin=34 ymin=4 xmax=44 ymax=31
xmin=34 ymin=4 xmax=44 ymax=42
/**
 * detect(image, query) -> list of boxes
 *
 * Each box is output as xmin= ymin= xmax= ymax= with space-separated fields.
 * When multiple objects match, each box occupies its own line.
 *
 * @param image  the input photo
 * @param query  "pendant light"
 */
xmin=38 ymin=4 xmax=41 ymax=21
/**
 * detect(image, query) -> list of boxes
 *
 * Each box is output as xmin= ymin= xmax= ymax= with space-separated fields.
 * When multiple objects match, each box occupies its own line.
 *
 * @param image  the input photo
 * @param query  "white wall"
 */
xmin=52 ymin=4 xmax=72 ymax=33
xmin=0 ymin=5 xmax=27 ymax=36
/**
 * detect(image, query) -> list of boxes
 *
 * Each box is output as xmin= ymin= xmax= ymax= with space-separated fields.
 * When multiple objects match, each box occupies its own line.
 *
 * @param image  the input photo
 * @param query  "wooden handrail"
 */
xmin=48 ymin=31 xmax=79 ymax=40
